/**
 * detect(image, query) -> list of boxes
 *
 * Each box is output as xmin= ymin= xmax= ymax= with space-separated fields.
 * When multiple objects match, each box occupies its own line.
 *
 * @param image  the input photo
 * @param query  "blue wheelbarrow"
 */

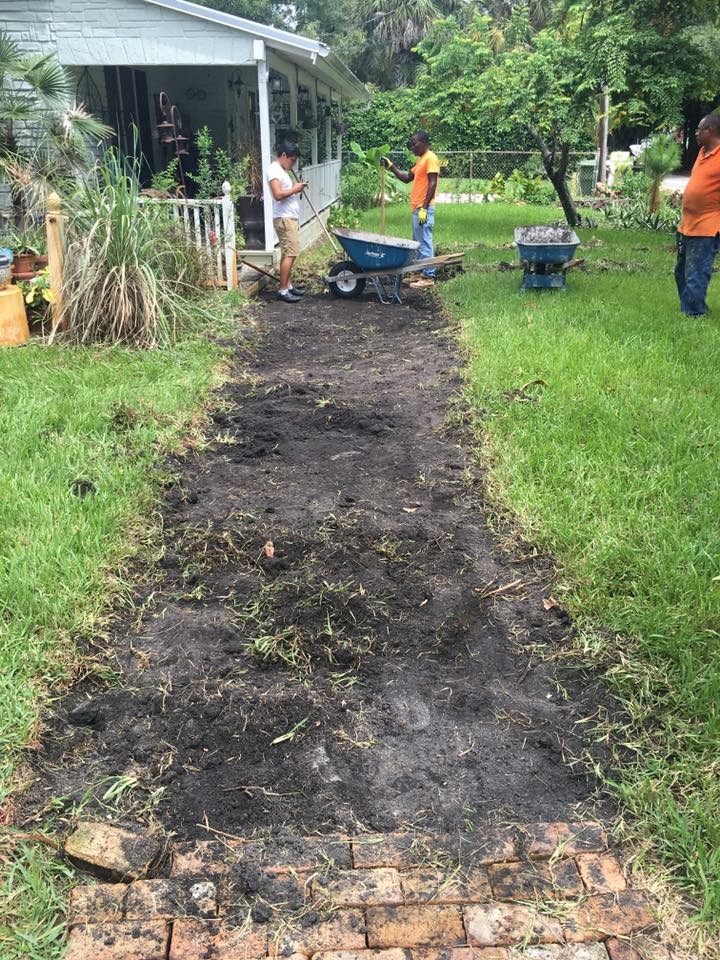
xmin=514 ymin=225 xmax=582 ymax=291
xmin=325 ymin=228 xmax=463 ymax=304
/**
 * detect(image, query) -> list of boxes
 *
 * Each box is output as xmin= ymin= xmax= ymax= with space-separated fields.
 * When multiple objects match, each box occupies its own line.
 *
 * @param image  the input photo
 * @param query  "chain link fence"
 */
xmin=344 ymin=149 xmax=599 ymax=201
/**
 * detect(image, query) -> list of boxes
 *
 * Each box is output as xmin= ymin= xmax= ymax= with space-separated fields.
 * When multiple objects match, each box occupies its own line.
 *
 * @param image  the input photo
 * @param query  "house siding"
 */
xmin=53 ymin=0 xmax=256 ymax=66
xmin=1 ymin=1 xmax=56 ymax=55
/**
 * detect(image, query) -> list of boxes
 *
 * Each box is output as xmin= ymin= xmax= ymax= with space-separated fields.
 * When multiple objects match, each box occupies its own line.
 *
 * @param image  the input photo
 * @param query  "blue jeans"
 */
xmin=412 ymin=206 xmax=435 ymax=276
xmin=675 ymin=232 xmax=720 ymax=315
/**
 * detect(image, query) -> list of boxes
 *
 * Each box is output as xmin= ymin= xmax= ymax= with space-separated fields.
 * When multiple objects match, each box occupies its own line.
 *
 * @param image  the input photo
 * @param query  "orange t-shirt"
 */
xmin=410 ymin=150 xmax=441 ymax=210
xmin=679 ymin=144 xmax=720 ymax=236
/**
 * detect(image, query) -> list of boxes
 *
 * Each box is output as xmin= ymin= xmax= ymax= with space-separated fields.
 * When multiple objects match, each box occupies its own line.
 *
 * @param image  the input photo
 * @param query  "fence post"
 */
xmin=468 ymin=153 xmax=473 ymax=203
xmin=46 ymin=191 xmax=66 ymax=342
xmin=221 ymin=181 xmax=238 ymax=290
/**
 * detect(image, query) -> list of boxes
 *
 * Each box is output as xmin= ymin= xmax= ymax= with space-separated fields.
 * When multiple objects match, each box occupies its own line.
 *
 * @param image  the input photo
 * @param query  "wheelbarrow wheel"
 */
xmin=327 ymin=260 xmax=366 ymax=299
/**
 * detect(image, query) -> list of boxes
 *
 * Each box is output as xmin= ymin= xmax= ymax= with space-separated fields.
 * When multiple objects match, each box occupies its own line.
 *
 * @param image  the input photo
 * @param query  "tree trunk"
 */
xmin=529 ymin=125 xmax=580 ymax=227
xmin=598 ymin=87 xmax=609 ymax=186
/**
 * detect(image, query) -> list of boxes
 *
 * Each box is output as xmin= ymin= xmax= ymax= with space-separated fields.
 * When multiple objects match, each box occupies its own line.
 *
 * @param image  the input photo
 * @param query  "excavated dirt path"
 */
xmin=28 ymin=290 xmax=612 ymax=838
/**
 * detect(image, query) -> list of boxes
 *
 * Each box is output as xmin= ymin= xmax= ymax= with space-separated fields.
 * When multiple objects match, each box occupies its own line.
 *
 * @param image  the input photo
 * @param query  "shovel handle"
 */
xmin=292 ymin=169 xmax=340 ymax=252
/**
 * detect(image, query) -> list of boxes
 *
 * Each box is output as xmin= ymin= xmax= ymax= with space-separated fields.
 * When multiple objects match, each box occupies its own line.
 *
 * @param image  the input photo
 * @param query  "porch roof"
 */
xmin=143 ymin=0 xmax=370 ymax=101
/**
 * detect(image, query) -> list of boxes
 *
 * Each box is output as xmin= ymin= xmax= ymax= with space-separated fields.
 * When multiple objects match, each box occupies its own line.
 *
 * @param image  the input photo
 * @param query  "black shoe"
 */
xmin=289 ymin=285 xmax=306 ymax=296
xmin=277 ymin=290 xmax=301 ymax=303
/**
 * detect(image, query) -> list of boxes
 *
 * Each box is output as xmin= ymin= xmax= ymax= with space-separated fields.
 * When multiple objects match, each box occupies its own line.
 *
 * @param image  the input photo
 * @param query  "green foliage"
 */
xmin=501 ymin=168 xmax=556 ymax=204
xmin=604 ymin=197 xmax=680 ymax=232
xmin=328 ymin=204 xmax=362 ymax=229
xmin=187 ymin=126 xmax=248 ymax=201
xmin=150 ymin=156 xmax=180 ymax=194
xmin=339 ymin=162 xmax=379 ymax=209
xmin=0 ymin=30 xmax=112 ymax=223
xmin=0 ymin=222 xmax=45 ymax=255
xmin=641 ymin=134 xmax=681 ymax=211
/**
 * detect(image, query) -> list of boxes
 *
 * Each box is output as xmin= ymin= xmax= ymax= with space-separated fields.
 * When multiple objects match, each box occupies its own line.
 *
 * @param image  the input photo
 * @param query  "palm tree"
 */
xmin=0 ymin=30 xmax=111 ymax=224
xmin=642 ymin=134 xmax=681 ymax=212
xmin=357 ymin=0 xmax=442 ymax=58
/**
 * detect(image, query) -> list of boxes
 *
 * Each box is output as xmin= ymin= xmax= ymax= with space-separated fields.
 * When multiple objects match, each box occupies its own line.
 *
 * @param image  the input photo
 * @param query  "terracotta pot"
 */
xmin=12 ymin=252 xmax=38 ymax=275
xmin=35 ymin=254 xmax=49 ymax=269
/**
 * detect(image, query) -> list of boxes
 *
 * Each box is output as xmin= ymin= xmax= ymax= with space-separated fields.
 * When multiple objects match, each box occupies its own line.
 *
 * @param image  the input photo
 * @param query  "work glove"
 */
xmin=418 ymin=207 xmax=428 ymax=225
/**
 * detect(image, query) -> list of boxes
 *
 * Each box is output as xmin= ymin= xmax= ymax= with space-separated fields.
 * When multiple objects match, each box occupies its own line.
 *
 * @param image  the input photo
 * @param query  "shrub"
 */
xmin=60 ymin=150 xmax=211 ymax=347
xmin=501 ymin=168 xmax=555 ymax=205
xmin=604 ymin=197 xmax=680 ymax=232
xmin=339 ymin=162 xmax=378 ymax=210
xmin=328 ymin=204 xmax=361 ymax=230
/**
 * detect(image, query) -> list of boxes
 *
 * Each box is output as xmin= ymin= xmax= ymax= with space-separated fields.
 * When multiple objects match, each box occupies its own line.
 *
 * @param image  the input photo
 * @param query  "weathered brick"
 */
xmin=605 ymin=936 xmax=675 ymax=960
xmin=507 ymin=946 xmax=609 ymax=959
xmin=315 ymin=868 xmax=404 ymax=906
xmin=262 ymin=835 xmax=352 ymax=871
xmin=353 ymin=835 xmax=422 ymax=869
xmin=64 ymin=821 xmax=164 ymax=881
xmin=124 ymin=878 xmax=216 ymax=920
xmin=353 ymin=831 xmax=519 ymax=872
xmin=223 ymin=867 xmax=311 ymax=916
xmin=463 ymin=828 xmax=522 ymax=866
xmin=488 ymin=860 xmax=583 ymax=901
xmin=170 ymin=917 xmax=267 ymax=959
xmin=271 ymin=910 xmax=367 ymax=956
xmin=412 ymin=949 xmax=510 ymax=960
xmin=521 ymin=824 xmax=608 ymax=861
xmin=575 ymin=854 xmax=626 ymax=894
xmin=65 ymin=920 xmax=168 ymax=959
xmin=464 ymin=903 xmax=563 ymax=947
xmin=171 ymin=840 xmax=232 ymax=880
xmin=317 ymin=951 xmax=411 ymax=960
xmin=366 ymin=905 xmax=465 ymax=948
xmin=401 ymin=868 xmax=492 ymax=905
xmin=563 ymin=892 xmax=656 ymax=943
xmin=67 ymin=883 xmax=126 ymax=925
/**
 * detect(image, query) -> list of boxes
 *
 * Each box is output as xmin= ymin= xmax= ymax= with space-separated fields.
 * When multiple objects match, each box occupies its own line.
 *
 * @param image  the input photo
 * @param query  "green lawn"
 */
xmin=0 ymin=305 xmax=235 ymax=957
xmin=362 ymin=203 xmax=720 ymax=928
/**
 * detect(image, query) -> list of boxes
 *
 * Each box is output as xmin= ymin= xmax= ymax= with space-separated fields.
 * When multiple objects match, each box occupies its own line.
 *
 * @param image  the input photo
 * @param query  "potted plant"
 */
xmin=3 ymin=225 xmax=46 ymax=277
xmin=236 ymin=130 xmax=265 ymax=249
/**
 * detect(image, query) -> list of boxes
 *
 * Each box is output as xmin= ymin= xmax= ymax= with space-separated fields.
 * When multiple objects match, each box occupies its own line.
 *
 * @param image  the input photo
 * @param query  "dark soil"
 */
xmin=26 ymin=289 xmax=613 ymax=838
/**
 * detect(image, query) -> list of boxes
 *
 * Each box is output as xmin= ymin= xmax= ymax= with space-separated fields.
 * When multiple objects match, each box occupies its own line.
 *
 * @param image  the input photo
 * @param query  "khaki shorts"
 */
xmin=274 ymin=217 xmax=300 ymax=258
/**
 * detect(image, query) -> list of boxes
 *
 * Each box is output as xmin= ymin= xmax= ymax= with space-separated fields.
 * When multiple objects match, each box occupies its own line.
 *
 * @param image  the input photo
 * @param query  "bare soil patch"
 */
xmin=25 ymin=290 xmax=612 ymax=837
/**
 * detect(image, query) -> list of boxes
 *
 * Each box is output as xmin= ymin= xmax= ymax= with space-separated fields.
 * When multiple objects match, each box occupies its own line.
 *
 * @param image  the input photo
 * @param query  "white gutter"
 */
xmin=142 ymin=0 xmax=369 ymax=100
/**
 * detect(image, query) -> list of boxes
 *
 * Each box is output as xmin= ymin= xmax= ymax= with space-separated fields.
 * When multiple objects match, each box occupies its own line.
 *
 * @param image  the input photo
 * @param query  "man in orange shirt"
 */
xmin=675 ymin=114 xmax=720 ymax=315
xmin=382 ymin=130 xmax=441 ymax=289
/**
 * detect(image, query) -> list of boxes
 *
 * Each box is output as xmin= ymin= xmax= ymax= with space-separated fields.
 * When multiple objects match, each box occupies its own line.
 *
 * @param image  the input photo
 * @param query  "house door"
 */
xmin=104 ymin=66 xmax=154 ymax=182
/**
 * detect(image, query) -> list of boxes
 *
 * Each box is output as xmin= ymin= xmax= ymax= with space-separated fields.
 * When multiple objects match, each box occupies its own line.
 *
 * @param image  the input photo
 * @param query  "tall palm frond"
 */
xmin=21 ymin=54 xmax=71 ymax=106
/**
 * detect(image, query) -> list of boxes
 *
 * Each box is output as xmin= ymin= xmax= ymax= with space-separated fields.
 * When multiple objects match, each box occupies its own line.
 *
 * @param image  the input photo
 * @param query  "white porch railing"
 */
xmin=297 ymin=159 xmax=342 ymax=226
xmin=139 ymin=182 xmax=238 ymax=289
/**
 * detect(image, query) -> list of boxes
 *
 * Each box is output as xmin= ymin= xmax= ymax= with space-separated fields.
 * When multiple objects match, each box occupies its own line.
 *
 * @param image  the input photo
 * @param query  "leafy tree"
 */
xmin=479 ymin=27 xmax=593 ymax=224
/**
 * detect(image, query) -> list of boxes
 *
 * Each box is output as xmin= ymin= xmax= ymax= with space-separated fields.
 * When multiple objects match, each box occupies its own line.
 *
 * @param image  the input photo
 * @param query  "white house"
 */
xmin=3 ymin=0 xmax=369 ymax=266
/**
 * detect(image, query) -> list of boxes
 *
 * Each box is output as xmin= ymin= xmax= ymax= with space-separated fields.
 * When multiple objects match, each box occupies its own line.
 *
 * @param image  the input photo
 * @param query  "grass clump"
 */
xmin=358 ymin=203 xmax=720 ymax=930
xmin=60 ymin=149 xmax=213 ymax=346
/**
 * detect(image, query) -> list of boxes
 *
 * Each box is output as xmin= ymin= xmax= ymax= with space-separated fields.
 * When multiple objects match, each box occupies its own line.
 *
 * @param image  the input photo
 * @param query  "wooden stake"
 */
xmin=380 ymin=164 xmax=386 ymax=235
xmin=46 ymin=192 xmax=66 ymax=344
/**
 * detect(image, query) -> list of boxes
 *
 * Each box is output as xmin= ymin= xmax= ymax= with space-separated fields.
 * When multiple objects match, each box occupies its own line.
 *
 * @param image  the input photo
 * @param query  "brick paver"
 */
xmin=62 ymin=823 xmax=673 ymax=960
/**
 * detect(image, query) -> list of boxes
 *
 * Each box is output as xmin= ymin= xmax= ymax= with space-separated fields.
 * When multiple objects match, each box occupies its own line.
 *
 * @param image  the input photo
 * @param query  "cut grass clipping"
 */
xmin=369 ymin=201 xmax=720 ymax=927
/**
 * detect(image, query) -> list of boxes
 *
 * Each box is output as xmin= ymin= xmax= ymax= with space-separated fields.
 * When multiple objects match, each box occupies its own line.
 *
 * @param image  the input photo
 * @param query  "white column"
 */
xmin=256 ymin=48 xmax=275 ymax=255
